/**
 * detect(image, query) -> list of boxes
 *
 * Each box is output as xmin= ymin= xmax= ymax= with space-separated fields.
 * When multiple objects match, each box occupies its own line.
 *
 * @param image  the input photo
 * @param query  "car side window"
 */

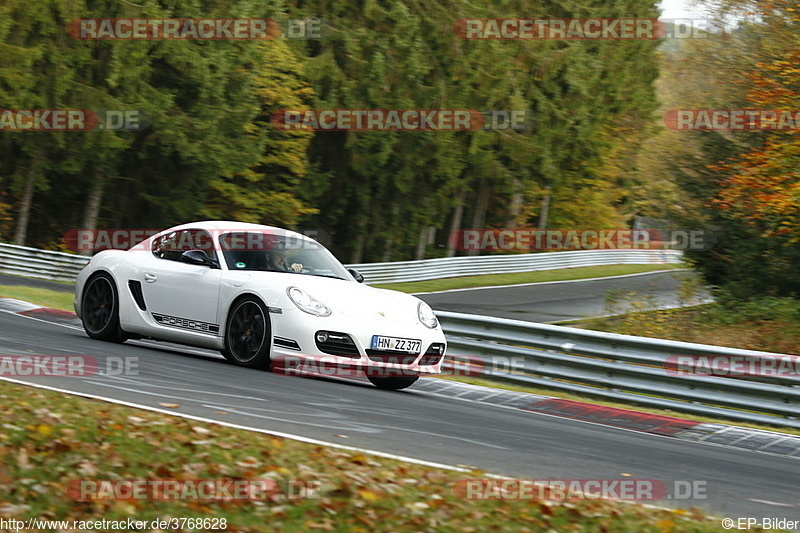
xmin=152 ymin=230 xmax=217 ymax=263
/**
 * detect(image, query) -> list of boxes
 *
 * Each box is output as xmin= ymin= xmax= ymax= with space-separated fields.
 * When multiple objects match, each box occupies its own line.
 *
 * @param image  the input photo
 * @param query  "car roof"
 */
xmin=163 ymin=220 xmax=312 ymax=242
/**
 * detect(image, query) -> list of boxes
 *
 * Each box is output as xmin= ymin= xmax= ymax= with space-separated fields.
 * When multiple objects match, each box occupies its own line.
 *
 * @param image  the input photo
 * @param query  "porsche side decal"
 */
xmin=152 ymin=313 xmax=220 ymax=335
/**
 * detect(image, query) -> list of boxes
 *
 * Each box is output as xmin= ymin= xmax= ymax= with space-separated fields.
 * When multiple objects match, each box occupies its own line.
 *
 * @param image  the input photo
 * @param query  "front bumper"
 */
xmin=269 ymin=309 xmax=447 ymax=376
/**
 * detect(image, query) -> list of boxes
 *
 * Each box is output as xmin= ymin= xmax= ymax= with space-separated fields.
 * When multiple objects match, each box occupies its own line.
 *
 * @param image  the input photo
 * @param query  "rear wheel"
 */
xmin=366 ymin=375 xmax=419 ymax=390
xmin=81 ymin=272 xmax=127 ymax=343
xmin=221 ymin=296 xmax=272 ymax=369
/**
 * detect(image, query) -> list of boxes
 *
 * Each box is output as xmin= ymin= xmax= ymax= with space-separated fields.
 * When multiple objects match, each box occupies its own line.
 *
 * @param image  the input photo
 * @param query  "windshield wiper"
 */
xmin=310 ymin=274 xmax=346 ymax=280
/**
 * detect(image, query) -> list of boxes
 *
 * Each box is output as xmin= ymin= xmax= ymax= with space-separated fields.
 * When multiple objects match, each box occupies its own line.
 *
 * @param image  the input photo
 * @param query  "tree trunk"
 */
xmin=507 ymin=179 xmax=523 ymax=229
xmin=538 ymin=188 xmax=551 ymax=230
xmin=80 ymin=168 xmax=105 ymax=256
xmin=13 ymin=157 xmax=42 ymax=246
xmin=382 ymin=203 xmax=400 ymax=262
xmin=350 ymin=230 xmax=366 ymax=264
xmin=382 ymin=236 xmax=394 ymax=262
xmin=445 ymin=188 xmax=466 ymax=257
xmin=467 ymin=181 xmax=490 ymax=256
xmin=415 ymin=226 xmax=434 ymax=260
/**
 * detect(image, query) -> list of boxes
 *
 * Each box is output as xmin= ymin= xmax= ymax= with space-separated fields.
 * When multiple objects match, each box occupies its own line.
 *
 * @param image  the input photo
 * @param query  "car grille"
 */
xmin=365 ymin=350 xmax=420 ymax=365
xmin=418 ymin=343 xmax=446 ymax=366
xmin=315 ymin=331 xmax=360 ymax=358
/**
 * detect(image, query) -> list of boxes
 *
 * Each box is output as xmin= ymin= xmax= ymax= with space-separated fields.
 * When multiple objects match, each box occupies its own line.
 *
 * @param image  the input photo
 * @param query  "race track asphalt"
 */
xmin=417 ymin=270 xmax=709 ymax=322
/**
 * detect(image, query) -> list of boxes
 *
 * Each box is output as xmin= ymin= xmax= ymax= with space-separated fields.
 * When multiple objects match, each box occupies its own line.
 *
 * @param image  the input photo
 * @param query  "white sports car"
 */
xmin=74 ymin=221 xmax=446 ymax=390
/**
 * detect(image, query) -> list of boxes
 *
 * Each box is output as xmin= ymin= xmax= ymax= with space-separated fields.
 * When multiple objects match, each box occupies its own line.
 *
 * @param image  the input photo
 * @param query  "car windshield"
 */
xmin=218 ymin=231 xmax=352 ymax=280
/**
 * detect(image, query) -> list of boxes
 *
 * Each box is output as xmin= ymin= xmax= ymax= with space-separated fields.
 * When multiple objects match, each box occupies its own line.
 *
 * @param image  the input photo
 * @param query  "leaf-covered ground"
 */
xmin=0 ymin=380 xmax=762 ymax=532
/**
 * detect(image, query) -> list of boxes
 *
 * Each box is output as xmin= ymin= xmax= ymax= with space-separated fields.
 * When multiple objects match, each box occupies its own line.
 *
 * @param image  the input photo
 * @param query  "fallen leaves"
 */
xmin=355 ymin=487 xmax=379 ymax=501
xmin=76 ymin=460 xmax=97 ymax=476
xmin=304 ymin=518 xmax=335 ymax=530
xmin=235 ymin=456 xmax=261 ymax=469
xmin=0 ymin=379 xmax=731 ymax=533
xmin=16 ymin=448 xmax=30 ymax=470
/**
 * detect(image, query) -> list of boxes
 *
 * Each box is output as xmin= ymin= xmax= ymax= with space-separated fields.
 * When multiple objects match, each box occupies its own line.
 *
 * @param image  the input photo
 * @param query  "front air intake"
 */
xmin=418 ymin=343 xmax=446 ymax=366
xmin=315 ymin=331 xmax=360 ymax=358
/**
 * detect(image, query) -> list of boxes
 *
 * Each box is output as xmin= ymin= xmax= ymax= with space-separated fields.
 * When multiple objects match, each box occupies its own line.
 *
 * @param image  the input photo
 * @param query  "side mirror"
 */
xmin=181 ymin=249 xmax=219 ymax=269
xmin=348 ymin=268 xmax=365 ymax=283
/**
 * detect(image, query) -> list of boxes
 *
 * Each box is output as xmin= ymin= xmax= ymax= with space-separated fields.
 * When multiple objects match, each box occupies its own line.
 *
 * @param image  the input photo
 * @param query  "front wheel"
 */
xmin=366 ymin=375 xmax=419 ymax=390
xmin=221 ymin=296 xmax=272 ymax=369
xmin=81 ymin=272 xmax=127 ymax=343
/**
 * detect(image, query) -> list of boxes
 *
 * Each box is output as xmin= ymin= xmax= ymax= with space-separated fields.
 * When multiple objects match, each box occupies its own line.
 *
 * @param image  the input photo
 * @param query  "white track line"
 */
xmin=412 ymin=269 xmax=689 ymax=295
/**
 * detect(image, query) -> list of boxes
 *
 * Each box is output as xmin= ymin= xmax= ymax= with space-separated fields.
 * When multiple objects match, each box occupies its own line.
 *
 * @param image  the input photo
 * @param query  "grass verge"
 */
xmin=0 ymin=379 xmax=741 ymax=532
xmin=569 ymin=300 xmax=800 ymax=356
xmin=372 ymin=263 xmax=682 ymax=293
xmin=0 ymin=285 xmax=74 ymax=312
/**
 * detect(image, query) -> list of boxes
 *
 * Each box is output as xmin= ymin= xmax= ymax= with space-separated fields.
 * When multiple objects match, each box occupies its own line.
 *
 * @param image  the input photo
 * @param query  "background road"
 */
xmin=417 ymin=270 xmax=710 ymax=322
xmin=1 ymin=310 xmax=798 ymax=528
xmin=0 ymin=270 xmax=709 ymax=324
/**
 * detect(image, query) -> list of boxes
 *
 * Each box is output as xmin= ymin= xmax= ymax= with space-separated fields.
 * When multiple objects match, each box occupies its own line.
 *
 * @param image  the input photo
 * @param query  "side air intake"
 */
xmin=128 ymin=280 xmax=147 ymax=311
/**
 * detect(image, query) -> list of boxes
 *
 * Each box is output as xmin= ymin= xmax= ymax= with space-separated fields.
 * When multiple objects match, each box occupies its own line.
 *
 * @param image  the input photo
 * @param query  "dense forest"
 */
xmin=0 ymin=0 xmax=797 ymax=296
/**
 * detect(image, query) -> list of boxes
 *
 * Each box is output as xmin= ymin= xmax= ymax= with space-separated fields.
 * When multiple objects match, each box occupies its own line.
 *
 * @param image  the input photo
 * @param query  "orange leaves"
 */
xmin=746 ymin=48 xmax=800 ymax=108
xmin=715 ymin=144 xmax=800 ymax=238
xmin=355 ymin=487 xmax=380 ymax=501
xmin=711 ymin=0 xmax=800 ymax=239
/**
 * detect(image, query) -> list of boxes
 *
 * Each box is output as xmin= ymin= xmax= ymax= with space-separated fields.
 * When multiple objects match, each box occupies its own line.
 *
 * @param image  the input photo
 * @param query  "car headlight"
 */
xmin=287 ymin=287 xmax=331 ymax=317
xmin=418 ymin=301 xmax=438 ymax=329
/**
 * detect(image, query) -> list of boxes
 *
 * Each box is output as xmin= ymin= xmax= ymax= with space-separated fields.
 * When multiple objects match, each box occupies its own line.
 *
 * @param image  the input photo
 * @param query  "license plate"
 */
xmin=371 ymin=335 xmax=421 ymax=353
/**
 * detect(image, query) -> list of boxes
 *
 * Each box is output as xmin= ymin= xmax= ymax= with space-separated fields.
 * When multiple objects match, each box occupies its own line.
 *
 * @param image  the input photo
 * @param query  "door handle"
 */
xmin=144 ymin=272 xmax=158 ymax=283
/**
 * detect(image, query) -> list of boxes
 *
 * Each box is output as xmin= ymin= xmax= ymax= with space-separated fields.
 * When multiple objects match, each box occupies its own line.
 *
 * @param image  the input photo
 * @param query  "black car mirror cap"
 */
xmin=181 ymin=249 xmax=220 ymax=269
xmin=348 ymin=268 xmax=365 ymax=283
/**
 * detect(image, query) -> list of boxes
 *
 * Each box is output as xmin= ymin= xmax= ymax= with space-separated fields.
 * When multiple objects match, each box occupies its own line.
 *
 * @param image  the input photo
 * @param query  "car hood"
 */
xmin=252 ymin=272 xmax=424 ymax=324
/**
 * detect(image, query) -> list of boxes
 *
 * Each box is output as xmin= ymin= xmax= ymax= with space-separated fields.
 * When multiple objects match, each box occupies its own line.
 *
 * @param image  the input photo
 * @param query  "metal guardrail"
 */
xmin=0 ymin=243 xmax=681 ymax=284
xmin=349 ymin=249 xmax=682 ymax=284
xmin=438 ymin=311 xmax=800 ymax=428
xmin=0 ymin=243 xmax=89 ymax=283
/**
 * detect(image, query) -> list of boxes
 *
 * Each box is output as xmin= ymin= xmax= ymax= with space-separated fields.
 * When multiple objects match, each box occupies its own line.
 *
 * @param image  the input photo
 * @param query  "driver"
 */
xmin=266 ymin=249 xmax=303 ymax=273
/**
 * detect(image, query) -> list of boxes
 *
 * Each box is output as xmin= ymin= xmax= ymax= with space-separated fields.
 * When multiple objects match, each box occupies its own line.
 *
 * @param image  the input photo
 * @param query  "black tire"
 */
xmin=221 ymin=296 xmax=272 ymax=369
xmin=366 ymin=375 xmax=419 ymax=390
xmin=81 ymin=272 xmax=127 ymax=343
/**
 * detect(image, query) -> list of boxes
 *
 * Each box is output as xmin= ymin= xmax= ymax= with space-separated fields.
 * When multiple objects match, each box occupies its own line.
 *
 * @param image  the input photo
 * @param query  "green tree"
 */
xmin=204 ymin=40 xmax=317 ymax=227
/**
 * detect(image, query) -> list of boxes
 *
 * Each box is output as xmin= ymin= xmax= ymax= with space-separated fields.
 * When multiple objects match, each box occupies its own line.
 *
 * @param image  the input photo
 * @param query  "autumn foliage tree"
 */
xmin=674 ymin=0 xmax=800 ymax=297
xmin=714 ymin=46 xmax=800 ymax=240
